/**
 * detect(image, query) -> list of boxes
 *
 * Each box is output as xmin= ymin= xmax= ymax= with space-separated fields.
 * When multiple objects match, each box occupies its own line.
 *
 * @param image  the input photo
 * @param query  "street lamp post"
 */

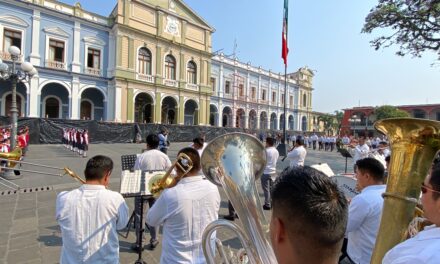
xmin=0 ymin=46 xmax=36 ymax=180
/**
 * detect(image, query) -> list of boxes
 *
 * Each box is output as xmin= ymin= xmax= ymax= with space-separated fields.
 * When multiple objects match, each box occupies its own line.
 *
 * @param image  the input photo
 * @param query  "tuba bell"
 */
xmin=370 ymin=118 xmax=440 ymax=263
xmin=200 ymin=133 xmax=277 ymax=264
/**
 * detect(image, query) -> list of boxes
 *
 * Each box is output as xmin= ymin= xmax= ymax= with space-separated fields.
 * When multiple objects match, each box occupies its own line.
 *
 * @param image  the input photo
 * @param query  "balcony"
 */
xmin=136 ymin=73 xmax=155 ymax=83
xmin=85 ymin=67 xmax=102 ymax=76
xmin=186 ymin=83 xmax=199 ymax=90
xmin=259 ymin=99 xmax=268 ymax=104
xmin=223 ymin=93 xmax=233 ymax=99
xmin=46 ymin=60 xmax=66 ymax=70
xmin=237 ymin=95 xmax=246 ymax=102
xmin=163 ymin=79 xmax=178 ymax=87
xmin=0 ymin=51 xmax=23 ymax=62
xmin=249 ymin=97 xmax=258 ymax=103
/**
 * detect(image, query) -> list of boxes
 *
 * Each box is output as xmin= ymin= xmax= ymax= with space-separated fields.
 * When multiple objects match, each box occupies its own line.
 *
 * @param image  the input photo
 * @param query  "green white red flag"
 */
xmin=281 ymin=0 xmax=289 ymax=65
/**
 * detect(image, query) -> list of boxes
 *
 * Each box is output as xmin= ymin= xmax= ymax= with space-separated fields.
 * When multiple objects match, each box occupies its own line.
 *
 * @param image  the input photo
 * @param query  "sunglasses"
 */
xmin=421 ymin=182 xmax=440 ymax=194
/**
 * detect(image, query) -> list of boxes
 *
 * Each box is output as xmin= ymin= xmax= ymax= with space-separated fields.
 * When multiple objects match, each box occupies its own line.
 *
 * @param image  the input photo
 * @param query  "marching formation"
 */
xmin=0 ymin=126 xmax=30 ymax=154
xmin=62 ymin=128 xmax=89 ymax=158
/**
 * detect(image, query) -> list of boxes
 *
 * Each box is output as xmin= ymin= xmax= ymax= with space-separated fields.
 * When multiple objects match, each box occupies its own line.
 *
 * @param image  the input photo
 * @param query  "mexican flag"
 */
xmin=281 ymin=0 xmax=289 ymax=66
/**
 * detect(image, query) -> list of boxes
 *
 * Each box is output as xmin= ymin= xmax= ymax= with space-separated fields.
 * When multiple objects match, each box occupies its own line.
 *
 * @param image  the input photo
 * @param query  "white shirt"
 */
xmin=346 ymin=184 xmax=386 ymax=264
xmin=147 ymin=176 xmax=220 ymax=264
xmin=352 ymin=144 xmax=370 ymax=163
xmin=134 ymin=148 xmax=171 ymax=171
xmin=342 ymin=136 xmax=350 ymax=145
xmin=56 ymin=185 xmax=129 ymax=264
xmin=382 ymin=225 xmax=440 ymax=264
xmin=264 ymin=146 xmax=279 ymax=178
xmin=286 ymin=145 xmax=307 ymax=167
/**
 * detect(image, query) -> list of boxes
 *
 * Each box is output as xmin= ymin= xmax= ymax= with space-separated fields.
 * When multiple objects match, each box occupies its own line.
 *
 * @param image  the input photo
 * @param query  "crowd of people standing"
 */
xmin=62 ymin=128 xmax=89 ymax=158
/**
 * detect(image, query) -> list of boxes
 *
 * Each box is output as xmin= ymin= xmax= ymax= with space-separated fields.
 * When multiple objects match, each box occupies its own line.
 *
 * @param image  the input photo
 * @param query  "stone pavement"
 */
xmin=0 ymin=141 xmax=349 ymax=264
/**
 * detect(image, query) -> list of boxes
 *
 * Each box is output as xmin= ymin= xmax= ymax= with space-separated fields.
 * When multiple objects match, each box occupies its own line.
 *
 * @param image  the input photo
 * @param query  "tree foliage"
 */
xmin=334 ymin=110 xmax=344 ymax=134
xmin=374 ymin=105 xmax=410 ymax=120
xmin=362 ymin=0 xmax=440 ymax=60
xmin=318 ymin=114 xmax=337 ymax=135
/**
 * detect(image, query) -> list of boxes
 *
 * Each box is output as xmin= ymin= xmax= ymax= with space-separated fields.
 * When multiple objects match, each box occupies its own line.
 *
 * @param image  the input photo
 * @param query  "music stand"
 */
xmin=121 ymin=154 xmax=137 ymax=171
xmin=337 ymin=148 xmax=352 ymax=173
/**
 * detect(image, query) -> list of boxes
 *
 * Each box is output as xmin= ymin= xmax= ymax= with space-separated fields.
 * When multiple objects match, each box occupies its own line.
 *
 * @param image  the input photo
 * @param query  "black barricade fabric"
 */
xmin=0 ymin=117 xmax=303 ymax=144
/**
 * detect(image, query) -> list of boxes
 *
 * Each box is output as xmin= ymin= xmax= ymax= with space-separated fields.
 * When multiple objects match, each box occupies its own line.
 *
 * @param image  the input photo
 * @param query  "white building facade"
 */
xmin=210 ymin=54 xmax=314 ymax=131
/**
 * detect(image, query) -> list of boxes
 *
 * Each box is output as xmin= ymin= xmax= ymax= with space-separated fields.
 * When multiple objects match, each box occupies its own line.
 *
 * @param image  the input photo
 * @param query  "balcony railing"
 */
xmin=136 ymin=73 xmax=155 ymax=83
xmin=163 ymin=79 xmax=178 ymax=87
xmin=249 ymin=97 xmax=258 ymax=103
xmin=0 ymin=51 xmax=23 ymax=61
xmin=85 ymin=67 xmax=102 ymax=76
xmin=259 ymin=99 xmax=268 ymax=104
xmin=237 ymin=95 xmax=246 ymax=101
xmin=223 ymin=93 xmax=233 ymax=99
xmin=186 ymin=83 xmax=199 ymax=90
xmin=46 ymin=60 xmax=66 ymax=70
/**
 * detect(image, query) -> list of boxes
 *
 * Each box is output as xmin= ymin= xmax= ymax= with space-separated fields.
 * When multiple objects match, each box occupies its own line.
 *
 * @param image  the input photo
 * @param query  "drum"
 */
xmin=330 ymin=175 xmax=359 ymax=199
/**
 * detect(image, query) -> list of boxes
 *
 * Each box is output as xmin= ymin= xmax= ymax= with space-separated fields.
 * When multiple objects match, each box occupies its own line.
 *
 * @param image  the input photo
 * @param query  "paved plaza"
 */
xmin=0 ymin=141 xmax=350 ymax=264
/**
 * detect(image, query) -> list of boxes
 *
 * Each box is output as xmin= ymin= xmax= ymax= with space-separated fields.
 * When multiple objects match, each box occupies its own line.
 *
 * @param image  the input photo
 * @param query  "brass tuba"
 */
xmin=371 ymin=118 xmax=440 ymax=263
xmin=200 ymin=133 xmax=277 ymax=264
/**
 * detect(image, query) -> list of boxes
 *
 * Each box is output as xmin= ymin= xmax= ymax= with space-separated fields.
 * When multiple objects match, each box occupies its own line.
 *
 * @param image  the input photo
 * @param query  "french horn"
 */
xmin=201 ymin=133 xmax=277 ymax=264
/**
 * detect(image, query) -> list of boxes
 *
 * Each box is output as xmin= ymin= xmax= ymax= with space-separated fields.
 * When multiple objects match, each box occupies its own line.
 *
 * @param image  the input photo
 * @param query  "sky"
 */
xmin=61 ymin=0 xmax=440 ymax=113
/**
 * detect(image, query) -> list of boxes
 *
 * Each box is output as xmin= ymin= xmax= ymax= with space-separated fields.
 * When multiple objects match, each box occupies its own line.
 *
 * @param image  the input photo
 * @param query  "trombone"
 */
xmin=0 ymin=158 xmax=85 ymax=184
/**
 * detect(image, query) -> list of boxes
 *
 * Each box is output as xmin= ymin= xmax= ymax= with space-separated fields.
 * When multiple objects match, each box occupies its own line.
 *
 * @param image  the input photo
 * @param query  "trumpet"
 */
xmin=148 ymin=152 xmax=193 ymax=198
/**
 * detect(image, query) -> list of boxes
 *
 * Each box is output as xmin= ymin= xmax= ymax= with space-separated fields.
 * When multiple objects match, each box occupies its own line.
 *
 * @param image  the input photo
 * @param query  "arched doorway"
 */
xmin=134 ymin=93 xmax=154 ymax=123
xmin=41 ymin=83 xmax=69 ymax=119
xmin=288 ymin=115 xmax=294 ymax=130
xmin=236 ymin=108 xmax=245 ymax=128
xmin=184 ymin=99 xmax=198 ymax=125
xmin=270 ymin=113 xmax=277 ymax=130
xmin=161 ymin=96 xmax=177 ymax=124
xmin=279 ymin=114 xmax=285 ymax=130
xmin=1 ymin=80 xmax=27 ymax=117
xmin=249 ymin=109 xmax=257 ymax=129
xmin=209 ymin=104 xmax=218 ymax=126
xmin=260 ymin=111 xmax=267 ymax=129
xmin=302 ymin=116 xmax=307 ymax=131
xmin=222 ymin=106 xmax=232 ymax=127
xmin=80 ymin=100 xmax=92 ymax=120
xmin=80 ymin=88 xmax=105 ymax=120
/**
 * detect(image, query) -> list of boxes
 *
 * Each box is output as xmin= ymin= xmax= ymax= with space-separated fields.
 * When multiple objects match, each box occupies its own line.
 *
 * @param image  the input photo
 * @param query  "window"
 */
xmin=165 ymin=54 xmax=176 ymax=80
xmin=210 ymin=77 xmax=216 ymax=91
xmin=225 ymin=81 xmax=231 ymax=94
xmin=3 ymin=29 xmax=22 ymax=51
xmin=138 ymin=48 xmax=152 ymax=75
xmin=437 ymin=112 xmax=440 ymax=121
xmin=87 ymin=48 xmax=101 ymax=69
xmin=251 ymin=87 xmax=256 ymax=99
xmin=289 ymin=95 xmax=293 ymax=106
xmin=238 ymin=84 xmax=244 ymax=96
xmin=272 ymin=91 xmax=276 ymax=103
xmin=303 ymin=94 xmax=307 ymax=107
xmin=49 ymin=39 xmax=65 ymax=62
xmin=281 ymin=93 xmax=285 ymax=105
xmin=262 ymin=89 xmax=267 ymax=101
xmin=187 ymin=61 xmax=197 ymax=84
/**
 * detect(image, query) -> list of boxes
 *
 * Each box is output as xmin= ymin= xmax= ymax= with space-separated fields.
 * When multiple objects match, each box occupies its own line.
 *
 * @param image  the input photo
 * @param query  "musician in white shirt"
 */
xmin=350 ymin=137 xmax=370 ymax=164
xmin=382 ymin=163 xmax=440 ymax=264
xmin=286 ymin=138 xmax=307 ymax=168
xmin=261 ymin=137 xmax=279 ymax=210
xmin=133 ymin=134 xmax=172 ymax=250
xmin=147 ymin=147 xmax=220 ymax=264
xmin=341 ymin=158 xmax=386 ymax=264
xmin=56 ymin=155 xmax=129 ymax=264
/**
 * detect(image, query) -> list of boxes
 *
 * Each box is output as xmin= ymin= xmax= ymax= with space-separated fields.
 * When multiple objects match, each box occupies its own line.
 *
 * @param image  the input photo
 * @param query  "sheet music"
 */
xmin=120 ymin=170 xmax=166 ymax=197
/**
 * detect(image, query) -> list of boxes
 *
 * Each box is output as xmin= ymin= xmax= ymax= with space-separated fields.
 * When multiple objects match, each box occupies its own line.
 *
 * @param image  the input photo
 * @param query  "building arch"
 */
xmin=38 ymin=79 xmax=71 ymax=97
xmin=248 ymin=109 xmax=257 ymax=129
xmin=209 ymin=104 xmax=219 ymax=126
xmin=80 ymin=98 xmax=94 ymax=120
xmin=134 ymin=92 xmax=154 ymax=123
xmin=270 ymin=112 xmax=277 ymax=130
xmin=222 ymin=106 xmax=232 ymax=127
xmin=236 ymin=108 xmax=245 ymax=128
xmin=288 ymin=114 xmax=294 ymax=130
xmin=79 ymin=85 xmax=108 ymax=101
xmin=42 ymin=95 xmax=62 ymax=118
xmin=80 ymin=87 xmax=105 ymax=120
xmin=40 ymin=82 xmax=70 ymax=118
xmin=161 ymin=96 xmax=178 ymax=124
xmin=164 ymin=54 xmax=177 ymax=80
xmin=301 ymin=116 xmax=307 ymax=131
xmin=137 ymin=46 xmax=153 ymax=75
xmin=184 ymin=99 xmax=199 ymax=125
xmin=0 ymin=80 xmax=27 ymax=116
xmin=260 ymin=111 xmax=268 ymax=129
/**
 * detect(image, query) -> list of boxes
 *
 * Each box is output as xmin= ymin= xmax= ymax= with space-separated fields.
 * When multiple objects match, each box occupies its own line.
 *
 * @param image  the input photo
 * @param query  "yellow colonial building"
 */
xmin=110 ymin=0 xmax=214 ymax=124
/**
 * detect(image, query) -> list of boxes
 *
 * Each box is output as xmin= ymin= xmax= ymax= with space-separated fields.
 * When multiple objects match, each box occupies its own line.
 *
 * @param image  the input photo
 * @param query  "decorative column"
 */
xmin=155 ymin=46 xmax=162 ymax=84
xmin=244 ymin=115 xmax=249 ymax=129
xmin=155 ymin=93 xmax=161 ymax=123
xmin=126 ymin=88 xmax=134 ymax=122
xmin=178 ymin=96 xmax=184 ymax=125
xmin=72 ymin=21 xmax=81 ymax=73
xmin=28 ymin=75 xmax=39 ymax=117
xmin=30 ymin=10 xmax=41 ymax=65
xmin=115 ymin=86 xmax=122 ymax=121
xmin=71 ymin=77 xmax=80 ymax=119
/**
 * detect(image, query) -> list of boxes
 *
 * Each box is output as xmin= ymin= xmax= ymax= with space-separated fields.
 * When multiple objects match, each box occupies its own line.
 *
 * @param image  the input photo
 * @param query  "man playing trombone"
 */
xmin=146 ymin=147 xmax=220 ymax=263
xmin=56 ymin=155 xmax=129 ymax=264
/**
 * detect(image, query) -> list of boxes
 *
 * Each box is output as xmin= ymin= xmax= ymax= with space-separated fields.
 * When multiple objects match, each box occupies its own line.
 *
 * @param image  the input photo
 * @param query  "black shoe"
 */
xmin=149 ymin=239 xmax=159 ymax=249
xmin=223 ymin=215 xmax=236 ymax=221
xmin=263 ymin=205 xmax=272 ymax=210
xmin=131 ymin=243 xmax=144 ymax=252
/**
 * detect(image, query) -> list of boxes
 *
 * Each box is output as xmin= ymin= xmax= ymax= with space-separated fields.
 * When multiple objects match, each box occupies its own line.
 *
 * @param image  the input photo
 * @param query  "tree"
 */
xmin=362 ymin=0 xmax=440 ymax=60
xmin=374 ymin=105 xmax=410 ymax=120
xmin=334 ymin=110 xmax=344 ymax=134
xmin=318 ymin=114 xmax=336 ymax=135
